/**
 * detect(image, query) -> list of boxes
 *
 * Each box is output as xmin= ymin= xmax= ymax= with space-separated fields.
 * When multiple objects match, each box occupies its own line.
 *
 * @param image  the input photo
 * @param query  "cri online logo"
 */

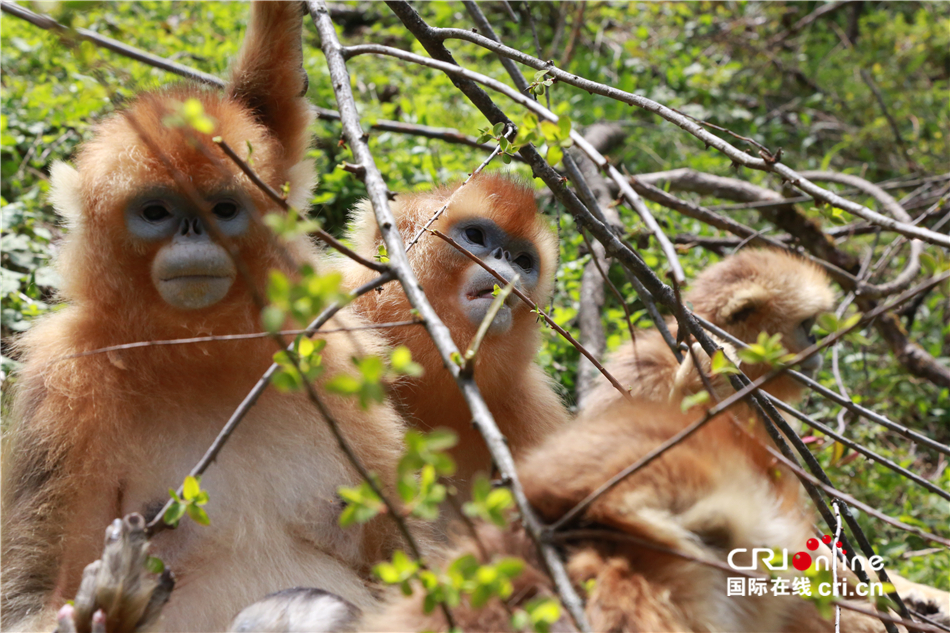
xmin=792 ymin=534 xmax=847 ymax=571
xmin=728 ymin=535 xmax=884 ymax=573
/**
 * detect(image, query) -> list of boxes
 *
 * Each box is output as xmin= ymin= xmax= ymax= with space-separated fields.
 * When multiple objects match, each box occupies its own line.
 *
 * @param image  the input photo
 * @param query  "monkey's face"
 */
xmin=449 ymin=217 xmax=541 ymax=334
xmin=689 ymin=250 xmax=834 ymax=390
xmin=50 ymin=90 xmax=292 ymax=317
xmin=125 ymin=187 xmax=252 ymax=310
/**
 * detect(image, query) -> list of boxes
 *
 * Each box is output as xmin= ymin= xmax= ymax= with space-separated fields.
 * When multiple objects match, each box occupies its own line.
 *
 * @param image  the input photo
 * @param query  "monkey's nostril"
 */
xmin=504 ymin=250 xmax=512 ymax=261
xmin=491 ymin=247 xmax=504 ymax=259
xmin=180 ymin=219 xmax=190 ymax=236
xmin=192 ymin=218 xmax=203 ymax=236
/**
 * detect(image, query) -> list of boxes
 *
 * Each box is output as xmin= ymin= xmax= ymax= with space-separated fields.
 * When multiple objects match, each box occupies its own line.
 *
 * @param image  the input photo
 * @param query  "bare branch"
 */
xmin=146 ymin=271 xmax=396 ymax=536
xmin=59 ymin=320 xmax=421 ymax=361
xmin=0 ymin=0 xmax=225 ymax=87
xmin=215 ymin=139 xmax=388 ymax=273
xmin=308 ymin=2 xmax=587 ymax=629
xmin=417 ymin=26 xmax=949 ymax=247
xmin=431 ymin=229 xmax=634 ymax=403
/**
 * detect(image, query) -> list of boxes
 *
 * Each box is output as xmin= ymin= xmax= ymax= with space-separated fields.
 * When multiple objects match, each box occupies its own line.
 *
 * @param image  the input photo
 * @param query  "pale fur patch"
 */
xmin=48 ymin=161 xmax=84 ymax=225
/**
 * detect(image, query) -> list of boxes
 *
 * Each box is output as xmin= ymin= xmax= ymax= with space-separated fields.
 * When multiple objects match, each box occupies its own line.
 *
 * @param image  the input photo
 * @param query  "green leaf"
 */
xmin=271 ymin=368 xmax=303 ymax=392
xmin=710 ymin=349 xmax=740 ymax=375
xmin=680 ymin=389 xmax=710 ymax=412
xmin=297 ymin=336 xmax=315 ymax=358
xmin=494 ymin=557 xmax=525 ymax=579
xmin=186 ymin=504 xmax=210 ymax=526
xmin=145 ymin=556 xmax=164 ymax=574
xmin=163 ymin=503 xmax=186 ymax=527
xmin=557 ymin=116 xmax=572 ymax=139
xmin=492 ymin=122 xmax=506 ymax=136
xmin=391 ymin=345 xmax=423 ymax=377
xmin=261 ymin=306 xmax=285 ymax=333
xmin=325 ymin=374 xmax=361 ymax=394
xmin=425 ymin=428 xmax=458 ymax=452
xmin=182 ymin=475 xmax=200 ymax=501
xmin=539 ymin=120 xmax=559 ymax=141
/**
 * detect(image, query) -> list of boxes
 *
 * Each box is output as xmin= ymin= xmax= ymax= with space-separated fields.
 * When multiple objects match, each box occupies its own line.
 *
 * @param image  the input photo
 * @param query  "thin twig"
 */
xmin=463 ymin=278 xmax=518 ymax=374
xmin=549 ymin=270 xmax=950 ymax=531
xmin=415 ymin=26 xmax=950 ymax=247
xmin=215 ymin=139 xmax=388 ymax=273
xmin=58 ymin=320 xmax=421 ymax=362
xmin=146 ymin=271 xmax=395 ymax=535
xmin=405 ymin=130 xmax=508 ymax=252
xmin=431 ymin=229 xmax=634 ymax=402
xmin=310 ymin=3 xmax=587 ymax=628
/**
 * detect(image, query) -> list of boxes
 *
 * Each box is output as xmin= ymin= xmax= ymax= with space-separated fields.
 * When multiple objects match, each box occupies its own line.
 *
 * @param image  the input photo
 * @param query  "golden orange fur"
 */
xmin=337 ymin=175 xmax=569 ymax=483
xmin=364 ymin=398 xmax=899 ymax=632
xmin=582 ymin=249 xmax=836 ymax=505
xmin=587 ymin=249 xmax=835 ymax=414
xmin=1 ymin=4 xmax=407 ymax=631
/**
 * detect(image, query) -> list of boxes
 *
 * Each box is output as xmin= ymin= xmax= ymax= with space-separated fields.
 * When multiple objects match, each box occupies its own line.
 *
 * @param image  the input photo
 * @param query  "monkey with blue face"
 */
xmin=337 ymin=175 xmax=571 ymax=487
xmin=1 ymin=4 xmax=408 ymax=632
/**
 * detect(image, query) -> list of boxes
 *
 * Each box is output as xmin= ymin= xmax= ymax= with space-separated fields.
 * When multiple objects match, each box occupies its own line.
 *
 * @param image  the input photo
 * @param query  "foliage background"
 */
xmin=2 ymin=1 xmax=947 ymax=589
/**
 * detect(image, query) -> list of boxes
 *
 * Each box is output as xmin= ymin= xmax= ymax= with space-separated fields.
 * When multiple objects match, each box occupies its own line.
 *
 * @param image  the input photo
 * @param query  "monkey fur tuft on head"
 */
xmin=2 ymin=3 xmax=408 ymax=632
xmin=578 ymin=249 xmax=835 ymax=512
xmin=586 ymin=248 xmax=835 ymax=415
xmin=338 ymin=173 xmax=569 ymax=486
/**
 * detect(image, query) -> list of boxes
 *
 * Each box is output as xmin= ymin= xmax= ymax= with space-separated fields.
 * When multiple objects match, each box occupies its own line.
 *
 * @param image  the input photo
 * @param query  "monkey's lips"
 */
xmin=158 ymin=274 xmax=235 ymax=310
xmin=152 ymin=242 xmax=238 ymax=310
xmin=463 ymin=282 xmax=515 ymax=333
xmin=465 ymin=283 xmax=515 ymax=306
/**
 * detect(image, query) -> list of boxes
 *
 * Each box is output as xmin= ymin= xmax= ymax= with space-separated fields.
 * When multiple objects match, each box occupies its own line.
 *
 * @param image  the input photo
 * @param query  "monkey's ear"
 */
xmin=719 ymin=284 xmax=769 ymax=324
xmin=227 ymin=1 xmax=311 ymax=161
xmin=49 ymin=161 xmax=83 ymax=224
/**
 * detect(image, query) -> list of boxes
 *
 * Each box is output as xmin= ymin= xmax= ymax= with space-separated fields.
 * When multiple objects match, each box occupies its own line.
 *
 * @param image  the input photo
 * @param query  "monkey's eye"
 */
xmin=513 ymin=254 xmax=533 ymax=271
xmin=141 ymin=203 xmax=172 ymax=223
xmin=213 ymin=201 xmax=239 ymax=221
xmin=464 ymin=227 xmax=486 ymax=246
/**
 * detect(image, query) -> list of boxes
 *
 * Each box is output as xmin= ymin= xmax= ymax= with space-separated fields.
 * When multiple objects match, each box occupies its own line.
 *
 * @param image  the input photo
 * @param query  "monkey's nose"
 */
xmin=179 ymin=218 xmax=204 ymax=237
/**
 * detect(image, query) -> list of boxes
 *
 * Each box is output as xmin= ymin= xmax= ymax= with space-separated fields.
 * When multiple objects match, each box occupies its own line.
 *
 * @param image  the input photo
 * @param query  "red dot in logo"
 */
xmin=792 ymin=552 xmax=812 ymax=571
xmin=835 ymin=541 xmax=843 ymax=549
xmin=806 ymin=538 xmax=820 ymax=551
xmin=821 ymin=534 xmax=833 ymax=545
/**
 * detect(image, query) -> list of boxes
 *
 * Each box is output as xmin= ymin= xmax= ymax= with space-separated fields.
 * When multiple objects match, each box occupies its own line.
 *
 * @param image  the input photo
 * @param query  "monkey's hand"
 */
xmin=54 ymin=514 xmax=174 ymax=633
xmin=670 ymin=340 xmax=739 ymax=404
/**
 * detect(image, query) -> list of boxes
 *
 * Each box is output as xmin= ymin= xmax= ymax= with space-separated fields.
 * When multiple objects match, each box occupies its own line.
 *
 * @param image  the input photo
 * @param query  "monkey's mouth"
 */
xmin=466 ymin=283 xmax=515 ymax=306
xmin=156 ymin=274 xmax=235 ymax=310
xmin=161 ymin=275 xmax=231 ymax=282
xmin=467 ymin=286 xmax=497 ymax=302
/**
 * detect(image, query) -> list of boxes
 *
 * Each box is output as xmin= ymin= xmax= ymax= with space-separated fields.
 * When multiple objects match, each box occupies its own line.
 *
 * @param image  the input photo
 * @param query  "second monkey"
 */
xmin=338 ymin=175 xmax=569 ymax=484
